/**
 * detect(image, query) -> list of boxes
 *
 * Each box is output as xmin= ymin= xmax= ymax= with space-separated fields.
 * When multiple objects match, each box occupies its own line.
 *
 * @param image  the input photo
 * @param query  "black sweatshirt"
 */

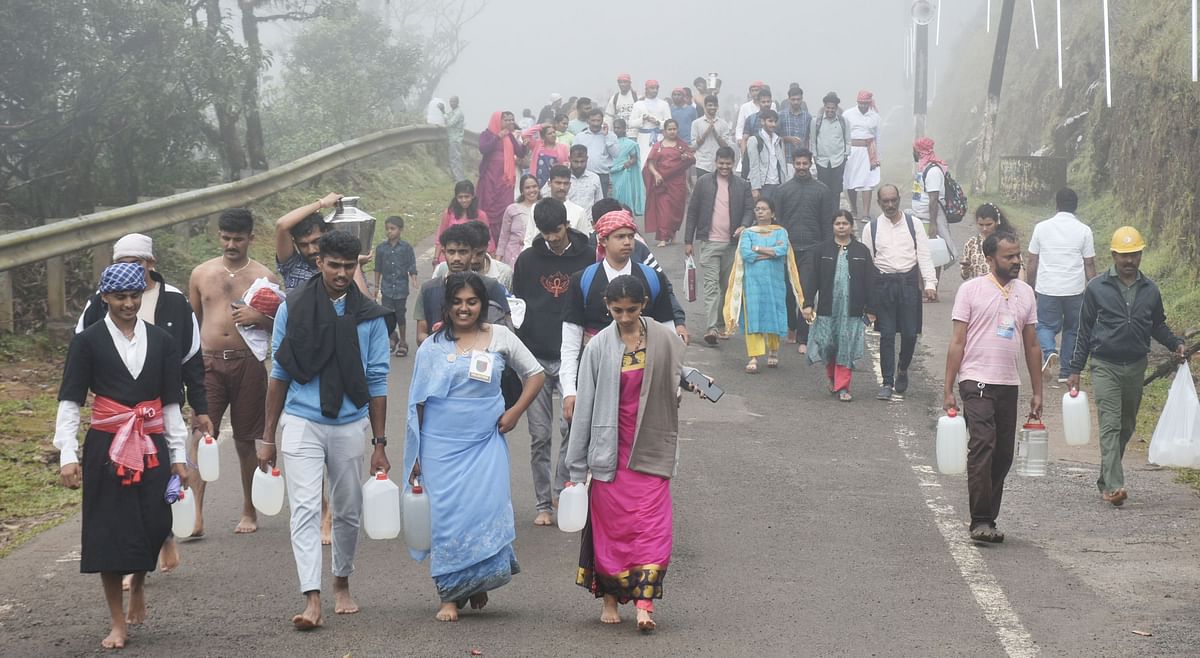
xmin=511 ymin=228 xmax=596 ymax=360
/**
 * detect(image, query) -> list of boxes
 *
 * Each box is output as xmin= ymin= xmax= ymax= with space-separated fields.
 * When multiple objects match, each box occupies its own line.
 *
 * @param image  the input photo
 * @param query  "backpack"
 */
xmin=580 ymin=261 xmax=661 ymax=311
xmin=739 ymin=133 xmax=765 ymax=178
xmin=812 ymin=114 xmax=848 ymax=148
xmin=923 ymin=163 xmax=967 ymax=224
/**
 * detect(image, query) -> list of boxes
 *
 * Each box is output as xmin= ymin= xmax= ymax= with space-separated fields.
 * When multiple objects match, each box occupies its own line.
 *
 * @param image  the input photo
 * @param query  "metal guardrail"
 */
xmin=0 ymin=124 xmax=474 ymax=272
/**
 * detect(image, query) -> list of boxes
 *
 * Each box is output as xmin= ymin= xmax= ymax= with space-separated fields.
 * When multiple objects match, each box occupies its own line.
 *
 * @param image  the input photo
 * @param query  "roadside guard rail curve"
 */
xmin=0 ymin=125 xmax=479 ymax=272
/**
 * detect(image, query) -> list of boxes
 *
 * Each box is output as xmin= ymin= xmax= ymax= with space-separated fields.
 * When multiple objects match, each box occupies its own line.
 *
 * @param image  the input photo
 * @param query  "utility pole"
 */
xmin=973 ymin=0 xmax=1017 ymax=194
xmin=912 ymin=1 xmax=934 ymax=138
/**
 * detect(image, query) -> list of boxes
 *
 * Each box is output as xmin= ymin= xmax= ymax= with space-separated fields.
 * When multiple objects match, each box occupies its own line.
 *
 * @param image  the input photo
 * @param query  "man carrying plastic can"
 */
xmin=1066 ymin=227 xmax=1187 ymax=507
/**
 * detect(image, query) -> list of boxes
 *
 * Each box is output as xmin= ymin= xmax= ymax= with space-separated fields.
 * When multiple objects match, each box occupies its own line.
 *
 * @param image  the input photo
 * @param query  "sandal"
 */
xmin=745 ymin=358 xmax=759 ymax=374
xmin=766 ymin=352 xmax=779 ymax=368
xmin=395 ymin=343 xmax=409 ymax=357
xmin=797 ymin=344 xmax=807 ymax=356
xmin=838 ymin=390 xmax=853 ymax=402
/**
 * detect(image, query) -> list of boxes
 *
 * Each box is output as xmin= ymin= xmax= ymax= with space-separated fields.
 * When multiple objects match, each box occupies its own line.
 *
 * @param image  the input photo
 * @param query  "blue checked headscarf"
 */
xmin=98 ymin=262 xmax=147 ymax=294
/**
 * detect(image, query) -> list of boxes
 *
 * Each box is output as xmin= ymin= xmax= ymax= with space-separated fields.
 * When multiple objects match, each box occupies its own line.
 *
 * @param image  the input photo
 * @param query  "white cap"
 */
xmin=112 ymin=233 xmax=154 ymax=262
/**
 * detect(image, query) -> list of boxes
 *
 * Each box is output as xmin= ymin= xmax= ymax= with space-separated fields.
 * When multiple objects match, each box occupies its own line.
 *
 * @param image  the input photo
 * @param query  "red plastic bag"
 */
xmin=685 ymin=255 xmax=697 ymax=302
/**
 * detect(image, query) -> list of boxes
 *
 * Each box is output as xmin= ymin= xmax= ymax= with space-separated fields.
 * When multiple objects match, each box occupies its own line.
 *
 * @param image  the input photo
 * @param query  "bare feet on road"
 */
xmin=469 ymin=592 xmax=488 ymax=610
xmin=600 ymin=595 xmax=621 ymax=624
xmin=636 ymin=608 xmax=656 ymax=632
xmin=436 ymin=602 xmax=459 ymax=622
xmin=101 ymin=627 xmax=126 ymax=650
xmin=158 ymin=538 xmax=180 ymax=573
xmin=533 ymin=511 xmax=553 ymax=526
xmin=333 ymin=577 xmax=358 ymax=615
xmin=125 ymin=573 xmax=147 ymax=625
xmin=235 ymin=514 xmax=257 ymax=534
xmin=292 ymin=594 xmax=323 ymax=630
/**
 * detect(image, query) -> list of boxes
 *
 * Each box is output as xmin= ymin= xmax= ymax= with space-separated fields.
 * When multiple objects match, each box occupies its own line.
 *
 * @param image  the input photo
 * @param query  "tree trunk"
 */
xmin=239 ymin=1 xmax=269 ymax=172
xmin=973 ymin=0 xmax=1017 ymax=194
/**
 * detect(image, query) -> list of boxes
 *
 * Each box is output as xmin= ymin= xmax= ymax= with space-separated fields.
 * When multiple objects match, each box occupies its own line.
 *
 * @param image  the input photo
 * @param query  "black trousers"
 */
xmin=960 ymin=380 xmax=1019 ymax=529
xmin=872 ymin=270 xmax=922 ymax=386
xmin=816 ymin=162 xmax=845 ymax=196
xmin=598 ymin=173 xmax=611 ymax=198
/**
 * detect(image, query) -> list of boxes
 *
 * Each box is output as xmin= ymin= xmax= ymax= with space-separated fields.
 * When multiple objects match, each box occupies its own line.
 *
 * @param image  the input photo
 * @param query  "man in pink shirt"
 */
xmin=943 ymin=232 xmax=1043 ymax=544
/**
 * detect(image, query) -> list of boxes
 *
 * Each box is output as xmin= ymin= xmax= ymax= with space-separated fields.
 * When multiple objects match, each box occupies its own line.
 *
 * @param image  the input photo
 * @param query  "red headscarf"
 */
xmin=594 ymin=210 xmax=638 ymax=261
xmin=488 ymin=111 xmax=517 ymax=187
xmin=856 ymin=89 xmax=878 ymax=112
xmin=914 ymin=137 xmax=947 ymax=172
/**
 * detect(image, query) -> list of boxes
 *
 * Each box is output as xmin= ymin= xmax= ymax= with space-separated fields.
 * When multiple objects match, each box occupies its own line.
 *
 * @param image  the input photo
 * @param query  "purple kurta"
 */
xmin=477 ymin=130 xmax=526 ymax=244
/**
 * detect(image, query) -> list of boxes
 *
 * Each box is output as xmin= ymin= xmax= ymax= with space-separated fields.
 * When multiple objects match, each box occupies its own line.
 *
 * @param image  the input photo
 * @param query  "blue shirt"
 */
xmin=374 ymin=239 xmax=417 ymax=299
xmin=277 ymin=252 xmax=319 ymax=295
xmin=573 ymin=128 xmax=619 ymax=176
xmin=270 ymin=298 xmax=391 ymax=424
xmin=670 ymin=104 xmax=699 ymax=145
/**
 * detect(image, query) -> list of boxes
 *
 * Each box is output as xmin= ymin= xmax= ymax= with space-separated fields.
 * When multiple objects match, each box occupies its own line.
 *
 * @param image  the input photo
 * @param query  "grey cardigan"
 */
xmin=566 ymin=319 xmax=696 ymax=483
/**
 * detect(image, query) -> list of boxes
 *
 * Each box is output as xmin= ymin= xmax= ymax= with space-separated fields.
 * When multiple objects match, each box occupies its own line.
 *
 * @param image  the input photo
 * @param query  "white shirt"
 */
xmin=604 ymin=91 xmax=638 ymax=125
xmin=522 ymin=199 xmax=592 ymax=249
xmin=911 ymin=164 xmax=944 ymax=219
xmin=843 ymin=107 xmax=881 ymax=141
xmin=862 ymin=213 xmax=939 ymax=290
xmin=1027 ymin=212 xmax=1096 ymax=296
xmin=53 ymin=317 xmax=188 ymax=466
xmin=628 ymin=98 xmax=671 ymax=135
xmin=735 ymin=100 xmax=759 ymax=141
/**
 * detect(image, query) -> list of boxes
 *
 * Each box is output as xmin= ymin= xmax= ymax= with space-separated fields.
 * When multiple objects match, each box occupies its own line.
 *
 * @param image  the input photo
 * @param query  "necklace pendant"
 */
xmin=446 ymin=353 xmax=457 ymax=363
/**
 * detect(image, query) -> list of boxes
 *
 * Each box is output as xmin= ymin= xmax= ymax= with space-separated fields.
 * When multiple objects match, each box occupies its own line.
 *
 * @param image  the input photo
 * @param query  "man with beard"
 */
xmin=603 ymin=74 xmax=639 ymax=129
xmin=524 ymin=164 xmax=592 ymax=249
xmin=811 ymin=92 xmax=850 ymax=208
xmin=415 ymin=223 xmax=512 ymax=344
xmin=511 ymin=199 xmax=596 ymax=525
xmin=275 ymin=193 xmax=341 ymax=294
xmin=187 ymin=209 xmax=279 ymax=535
xmin=943 ymin=232 xmax=1041 ymax=543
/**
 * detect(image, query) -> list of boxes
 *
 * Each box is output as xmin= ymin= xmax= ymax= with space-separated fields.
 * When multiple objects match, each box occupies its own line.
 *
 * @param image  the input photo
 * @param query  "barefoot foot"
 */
xmin=125 ymin=574 xmax=147 ymax=625
xmin=234 ymin=515 xmax=257 ymax=534
xmin=469 ymin=592 xmax=488 ymax=610
xmin=436 ymin=602 xmax=459 ymax=622
xmin=636 ymin=608 xmax=656 ymax=632
xmin=292 ymin=592 xmax=322 ymax=630
xmin=121 ymin=574 xmax=132 ymax=592
xmin=190 ymin=520 xmax=204 ymax=538
xmin=533 ymin=511 xmax=553 ymax=526
xmin=600 ymin=595 xmax=621 ymax=624
xmin=320 ymin=509 xmax=332 ymax=546
xmin=101 ymin=627 xmax=126 ymax=649
xmin=158 ymin=538 xmax=180 ymax=573
xmin=333 ymin=577 xmax=359 ymax=615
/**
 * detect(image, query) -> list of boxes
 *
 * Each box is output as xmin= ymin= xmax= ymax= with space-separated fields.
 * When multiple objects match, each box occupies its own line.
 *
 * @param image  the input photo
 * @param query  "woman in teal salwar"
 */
xmin=608 ymin=119 xmax=645 ymax=216
xmin=404 ymin=272 xmax=545 ymax=621
xmin=723 ymin=198 xmax=804 ymax=374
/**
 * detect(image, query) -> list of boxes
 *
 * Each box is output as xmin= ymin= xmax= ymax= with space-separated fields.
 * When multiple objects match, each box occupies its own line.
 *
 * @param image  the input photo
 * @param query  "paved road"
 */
xmin=2 ymin=220 xmax=1199 ymax=657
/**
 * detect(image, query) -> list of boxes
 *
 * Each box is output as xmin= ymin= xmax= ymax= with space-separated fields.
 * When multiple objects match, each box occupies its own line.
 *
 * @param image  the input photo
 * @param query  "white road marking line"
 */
xmin=864 ymin=335 xmax=1039 ymax=656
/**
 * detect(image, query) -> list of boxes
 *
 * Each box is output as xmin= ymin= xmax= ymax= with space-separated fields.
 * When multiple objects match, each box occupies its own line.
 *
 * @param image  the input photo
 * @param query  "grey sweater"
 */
xmin=566 ymin=319 xmax=695 ymax=482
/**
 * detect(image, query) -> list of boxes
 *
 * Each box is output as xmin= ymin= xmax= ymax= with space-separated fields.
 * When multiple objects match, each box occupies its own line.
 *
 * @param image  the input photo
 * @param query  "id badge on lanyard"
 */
xmin=468 ymin=350 xmax=494 ymax=383
xmin=996 ymin=312 xmax=1016 ymax=340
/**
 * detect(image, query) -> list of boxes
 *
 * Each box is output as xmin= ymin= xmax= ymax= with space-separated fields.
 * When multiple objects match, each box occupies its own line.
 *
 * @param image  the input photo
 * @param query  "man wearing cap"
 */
xmin=189 ymin=209 xmax=280 ymax=535
xmin=76 ymin=233 xmax=210 ymax=574
xmin=1067 ymin=227 xmax=1187 ymax=507
xmin=811 ymin=92 xmax=851 ymax=205
xmin=843 ymin=90 xmax=882 ymax=220
xmin=603 ymin=74 xmax=639 ymax=129
xmin=628 ymin=80 xmax=671 ymax=172
xmin=1026 ymin=188 xmax=1097 ymax=383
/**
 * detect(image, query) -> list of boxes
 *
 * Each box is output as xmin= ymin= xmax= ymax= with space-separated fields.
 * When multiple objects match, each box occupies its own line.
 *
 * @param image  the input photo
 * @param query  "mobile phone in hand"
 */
xmin=685 ymin=369 xmax=723 ymax=403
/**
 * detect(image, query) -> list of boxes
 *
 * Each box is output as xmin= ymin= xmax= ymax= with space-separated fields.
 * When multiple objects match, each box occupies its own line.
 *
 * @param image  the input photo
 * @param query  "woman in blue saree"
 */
xmin=608 ymin=119 xmax=645 ymax=216
xmin=404 ymin=272 xmax=545 ymax=621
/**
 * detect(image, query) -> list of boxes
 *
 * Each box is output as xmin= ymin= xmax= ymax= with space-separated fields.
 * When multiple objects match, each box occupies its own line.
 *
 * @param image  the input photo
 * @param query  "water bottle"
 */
xmin=197 ymin=434 xmax=220 ymax=482
xmin=171 ymin=487 xmax=196 ymax=538
xmin=1016 ymin=419 xmax=1049 ymax=476
xmin=252 ymin=467 xmax=285 ymax=516
xmin=557 ymin=482 xmax=588 ymax=533
xmin=1062 ymin=390 xmax=1091 ymax=446
xmin=362 ymin=472 xmax=401 ymax=540
xmin=936 ymin=408 xmax=968 ymax=475
xmin=402 ymin=479 xmax=431 ymax=551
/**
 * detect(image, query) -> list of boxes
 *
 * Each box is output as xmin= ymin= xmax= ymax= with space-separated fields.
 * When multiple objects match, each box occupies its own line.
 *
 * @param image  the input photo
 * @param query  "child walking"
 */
xmin=374 ymin=215 xmax=419 ymax=356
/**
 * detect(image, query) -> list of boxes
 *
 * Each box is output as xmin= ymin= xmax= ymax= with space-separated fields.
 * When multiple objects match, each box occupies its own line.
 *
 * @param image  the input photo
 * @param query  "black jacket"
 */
xmin=775 ymin=175 xmax=835 ymax=250
xmin=511 ymin=228 xmax=596 ymax=360
xmin=77 ymin=270 xmax=208 ymax=415
xmin=1068 ymin=269 xmax=1182 ymax=372
xmin=800 ymin=238 xmax=875 ymax=317
xmin=684 ymin=172 xmax=754 ymax=243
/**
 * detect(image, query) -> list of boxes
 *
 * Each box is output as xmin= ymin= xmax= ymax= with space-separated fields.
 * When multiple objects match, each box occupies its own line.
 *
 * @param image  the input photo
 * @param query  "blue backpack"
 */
xmin=580 ymin=261 xmax=660 ymax=311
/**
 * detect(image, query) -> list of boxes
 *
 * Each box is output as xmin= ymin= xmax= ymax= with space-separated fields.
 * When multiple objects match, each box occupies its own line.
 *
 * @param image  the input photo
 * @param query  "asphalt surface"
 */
xmin=2 ymin=218 xmax=1199 ymax=657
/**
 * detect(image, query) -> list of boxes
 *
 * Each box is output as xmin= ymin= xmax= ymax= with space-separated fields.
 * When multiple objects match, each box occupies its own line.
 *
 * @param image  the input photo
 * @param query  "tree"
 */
xmin=370 ymin=0 xmax=484 ymax=111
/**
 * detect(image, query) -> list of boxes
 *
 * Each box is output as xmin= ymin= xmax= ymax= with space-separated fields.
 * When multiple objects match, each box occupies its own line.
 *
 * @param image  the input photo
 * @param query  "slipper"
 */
xmin=766 ymin=353 xmax=779 ymax=368
xmin=745 ymin=360 xmax=759 ymax=374
xmin=838 ymin=390 xmax=853 ymax=402
xmin=396 ymin=343 xmax=408 ymax=357
xmin=797 ymin=344 xmax=807 ymax=356
xmin=703 ymin=331 xmax=719 ymax=346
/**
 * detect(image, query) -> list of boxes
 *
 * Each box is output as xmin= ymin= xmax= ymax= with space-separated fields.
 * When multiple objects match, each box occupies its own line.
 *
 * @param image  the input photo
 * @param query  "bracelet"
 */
xmin=260 ymin=441 xmax=276 ymax=446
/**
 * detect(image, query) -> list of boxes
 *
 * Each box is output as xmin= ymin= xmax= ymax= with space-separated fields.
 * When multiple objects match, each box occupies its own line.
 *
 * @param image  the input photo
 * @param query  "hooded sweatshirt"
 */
xmin=511 ymin=228 xmax=595 ymax=360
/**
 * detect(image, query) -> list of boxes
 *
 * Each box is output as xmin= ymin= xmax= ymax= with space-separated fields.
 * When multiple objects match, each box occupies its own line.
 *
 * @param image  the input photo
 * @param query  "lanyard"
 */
xmin=987 ymin=274 xmax=1011 ymax=301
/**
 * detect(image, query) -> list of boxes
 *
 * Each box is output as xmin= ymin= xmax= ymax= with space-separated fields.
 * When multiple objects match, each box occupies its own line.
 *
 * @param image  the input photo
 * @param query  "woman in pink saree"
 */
xmin=565 ymin=274 xmax=703 ymax=633
xmin=477 ymin=111 xmax=527 ymax=244
xmin=642 ymin=119 xmax=694 ymax=246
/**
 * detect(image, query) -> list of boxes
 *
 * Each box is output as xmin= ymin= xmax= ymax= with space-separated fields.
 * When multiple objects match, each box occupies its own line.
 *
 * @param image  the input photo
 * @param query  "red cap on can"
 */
xmin=271 ymin=468 xmax=281 ymax=477
xmin=947 ymin=408 xmax=957 ymax=418
xmin=376 ymin=472 xmax=387 ymax=480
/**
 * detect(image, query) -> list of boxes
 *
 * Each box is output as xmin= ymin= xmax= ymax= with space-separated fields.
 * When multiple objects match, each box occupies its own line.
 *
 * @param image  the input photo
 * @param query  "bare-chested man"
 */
xmin=188 ymin=208 xmax=279 ymax=535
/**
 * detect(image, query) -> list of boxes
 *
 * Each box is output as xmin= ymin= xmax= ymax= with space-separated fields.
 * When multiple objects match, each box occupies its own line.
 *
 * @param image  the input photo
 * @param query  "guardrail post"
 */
xmin=0 ymin=266 xmax=12 ymax=332
xmin=46 ymin=254 xmax=66 ymax=320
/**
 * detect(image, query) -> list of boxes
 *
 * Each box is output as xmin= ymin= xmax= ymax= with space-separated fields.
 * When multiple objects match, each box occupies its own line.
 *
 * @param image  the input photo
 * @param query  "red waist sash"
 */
xmin=91 ymin=396 xmax=164 ymax=485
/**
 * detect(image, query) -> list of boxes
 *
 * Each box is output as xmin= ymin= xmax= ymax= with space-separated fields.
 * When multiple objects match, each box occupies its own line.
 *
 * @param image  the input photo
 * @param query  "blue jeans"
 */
xmin=1035 ymin=293 xmax=1083 ymax=377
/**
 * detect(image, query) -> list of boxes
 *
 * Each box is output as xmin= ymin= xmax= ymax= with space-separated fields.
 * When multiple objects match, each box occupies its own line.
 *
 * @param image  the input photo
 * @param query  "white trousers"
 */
xmin=280 ymin=412 xmax=368 ymax=593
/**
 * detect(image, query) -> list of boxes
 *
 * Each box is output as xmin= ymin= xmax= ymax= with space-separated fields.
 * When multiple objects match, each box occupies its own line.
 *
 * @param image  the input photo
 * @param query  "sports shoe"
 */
xmin=1041 ymin=352 xmax=1059 ymax=376
xmin=895 ymin=370 xmax=910 ymax=394
xmin=876 ymin=385 xmax=893 ymax=401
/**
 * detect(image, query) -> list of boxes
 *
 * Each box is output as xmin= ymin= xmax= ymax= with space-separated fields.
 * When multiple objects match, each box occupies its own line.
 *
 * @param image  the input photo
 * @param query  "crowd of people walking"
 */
xmin=48 ymin=74 xmax=1190 ymax=651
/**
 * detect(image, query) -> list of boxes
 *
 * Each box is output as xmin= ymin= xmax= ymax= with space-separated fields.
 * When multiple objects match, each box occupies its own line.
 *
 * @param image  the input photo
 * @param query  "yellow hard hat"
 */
xmin=1110 ymin=226 xmax=1146 ymax=253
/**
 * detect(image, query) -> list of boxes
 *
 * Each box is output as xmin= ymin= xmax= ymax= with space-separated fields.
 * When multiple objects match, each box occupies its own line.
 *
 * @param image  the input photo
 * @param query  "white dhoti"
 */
xmin=636 ymin=130 xmax=658 ymax=172
xmin=844 ymin=146 xmax=879 ymax=191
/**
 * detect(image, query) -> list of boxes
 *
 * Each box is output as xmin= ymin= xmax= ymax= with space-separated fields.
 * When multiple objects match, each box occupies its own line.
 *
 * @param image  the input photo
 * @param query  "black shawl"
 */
xmin=275 ymin=275 xmax=396 ymax=418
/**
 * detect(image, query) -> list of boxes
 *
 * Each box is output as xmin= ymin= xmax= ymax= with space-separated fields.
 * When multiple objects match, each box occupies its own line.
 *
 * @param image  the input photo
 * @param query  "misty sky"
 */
xmin=436 ymin=0 xmax=979 ymax=129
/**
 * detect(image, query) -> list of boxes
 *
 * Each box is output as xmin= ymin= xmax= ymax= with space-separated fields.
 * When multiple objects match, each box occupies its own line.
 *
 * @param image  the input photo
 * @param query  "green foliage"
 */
xmin=262 ymin=10 xmax=422 ymax=163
